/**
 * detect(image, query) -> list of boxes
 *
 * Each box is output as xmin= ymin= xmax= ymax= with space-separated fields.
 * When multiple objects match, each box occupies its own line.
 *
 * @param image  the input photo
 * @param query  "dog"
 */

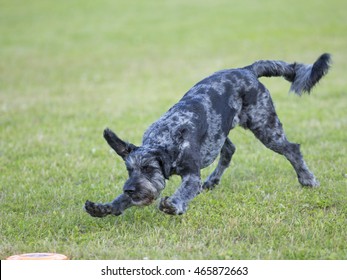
xmin=85 ymin=53 xmax=331 ymax=217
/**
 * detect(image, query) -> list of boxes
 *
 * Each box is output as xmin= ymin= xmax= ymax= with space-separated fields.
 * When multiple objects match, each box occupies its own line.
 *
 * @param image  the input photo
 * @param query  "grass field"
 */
xmin=1 ymin=0 xmax=346 ymax=260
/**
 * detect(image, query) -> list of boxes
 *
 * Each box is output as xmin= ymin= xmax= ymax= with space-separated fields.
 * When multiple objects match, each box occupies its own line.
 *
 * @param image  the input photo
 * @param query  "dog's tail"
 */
xmin=249 ymin=53 xmax=331 ymax=95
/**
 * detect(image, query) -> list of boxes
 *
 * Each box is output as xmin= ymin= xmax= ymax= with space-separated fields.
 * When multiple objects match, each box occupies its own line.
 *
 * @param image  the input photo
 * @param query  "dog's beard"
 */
xmin=127 ymin=174 xmax=165 ymax=206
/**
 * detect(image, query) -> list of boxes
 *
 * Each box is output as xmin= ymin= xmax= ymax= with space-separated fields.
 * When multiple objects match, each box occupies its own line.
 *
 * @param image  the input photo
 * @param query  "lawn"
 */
xmin=0 ymin=0 xmax=346 ymax=260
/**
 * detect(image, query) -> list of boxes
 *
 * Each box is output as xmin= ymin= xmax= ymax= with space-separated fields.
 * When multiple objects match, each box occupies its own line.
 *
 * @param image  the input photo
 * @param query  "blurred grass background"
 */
xmin=0 ymin=0 xmax=346 ymax=259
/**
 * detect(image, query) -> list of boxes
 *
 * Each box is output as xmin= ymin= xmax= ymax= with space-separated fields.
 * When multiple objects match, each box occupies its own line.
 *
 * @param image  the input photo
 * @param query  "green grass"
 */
xmin=1 ymin=0 xmax=346 ymax=260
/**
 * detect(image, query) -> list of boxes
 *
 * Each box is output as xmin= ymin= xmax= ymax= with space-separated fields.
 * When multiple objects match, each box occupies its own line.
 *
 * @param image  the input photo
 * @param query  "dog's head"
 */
xmin=103 ymin=128 xmax=170 ymax=206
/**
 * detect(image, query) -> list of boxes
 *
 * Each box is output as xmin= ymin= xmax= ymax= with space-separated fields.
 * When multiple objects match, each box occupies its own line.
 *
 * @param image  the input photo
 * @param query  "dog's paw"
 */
xmin=159 ymin=197 xmax=186 ymax=215
xmin=299 ymin=174 xmax=320 ymax=187
xmin=202 ymin=178 xmax=220 ymax=190
xmin=84 ymin=200 xmax=113 ymax=218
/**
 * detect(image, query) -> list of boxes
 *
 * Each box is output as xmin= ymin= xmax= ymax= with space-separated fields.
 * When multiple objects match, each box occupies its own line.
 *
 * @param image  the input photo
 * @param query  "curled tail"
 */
xmin=250 ymin=53 xmax=331 ymax=95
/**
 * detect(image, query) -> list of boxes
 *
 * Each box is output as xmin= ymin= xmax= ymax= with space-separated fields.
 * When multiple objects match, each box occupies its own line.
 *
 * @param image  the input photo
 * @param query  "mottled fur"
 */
xmin=85 ymin=53 xmax=331 ymax=217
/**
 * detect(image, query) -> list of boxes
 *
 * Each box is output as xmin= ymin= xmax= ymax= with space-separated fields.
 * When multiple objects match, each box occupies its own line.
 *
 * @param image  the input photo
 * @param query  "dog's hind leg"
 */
xmin=247 ymin=97 xmax=319 ymax=187
xmin=202 ymin=138 xmax=236 ymax=190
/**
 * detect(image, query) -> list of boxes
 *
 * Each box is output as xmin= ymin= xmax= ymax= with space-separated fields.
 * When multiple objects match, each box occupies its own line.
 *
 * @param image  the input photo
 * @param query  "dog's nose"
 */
xmin=124 ymin=185 xmax=136 ymax=196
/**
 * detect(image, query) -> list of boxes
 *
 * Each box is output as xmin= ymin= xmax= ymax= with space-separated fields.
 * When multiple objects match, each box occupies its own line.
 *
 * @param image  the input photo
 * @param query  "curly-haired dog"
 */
xmin=85 ymin=53 xmax=331 ymax=216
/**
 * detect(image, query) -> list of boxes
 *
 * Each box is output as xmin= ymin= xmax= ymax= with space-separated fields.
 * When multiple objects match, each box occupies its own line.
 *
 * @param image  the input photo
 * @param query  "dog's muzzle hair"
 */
xmin=85 ymin=53 xmax=331 ymax=218
xmin=123 ymin=149 xmax=166 ymax=206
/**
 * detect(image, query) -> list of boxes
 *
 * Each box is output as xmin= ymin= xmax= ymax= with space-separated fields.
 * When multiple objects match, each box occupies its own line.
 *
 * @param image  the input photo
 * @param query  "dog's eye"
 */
xmin=142 ymin=165 xmax=154 ymax=173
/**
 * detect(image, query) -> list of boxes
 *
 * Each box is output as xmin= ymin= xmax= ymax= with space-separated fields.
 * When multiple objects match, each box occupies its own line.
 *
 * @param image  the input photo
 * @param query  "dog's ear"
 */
xmin=155 ymin=150 xmax=171 ymax=179
xmin=103 ymin=128 xmax=137 ymax=160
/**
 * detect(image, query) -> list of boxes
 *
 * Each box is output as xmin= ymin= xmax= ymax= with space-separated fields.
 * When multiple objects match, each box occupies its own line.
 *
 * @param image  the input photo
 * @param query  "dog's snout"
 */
xmin=124 ymin=185 xmax=136 ymax=195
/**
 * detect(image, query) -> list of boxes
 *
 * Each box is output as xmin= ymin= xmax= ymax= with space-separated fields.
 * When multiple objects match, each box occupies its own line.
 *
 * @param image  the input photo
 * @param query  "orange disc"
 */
xmin=6 ymin=253 xmax=68 ymax=260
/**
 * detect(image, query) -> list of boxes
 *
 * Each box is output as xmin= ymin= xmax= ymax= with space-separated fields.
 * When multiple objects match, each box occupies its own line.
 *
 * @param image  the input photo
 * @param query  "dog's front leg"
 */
xmin=85 ymin=193 xmax=133 ymax=218
xmin=159 ymin=174 xmax=201 ymax=215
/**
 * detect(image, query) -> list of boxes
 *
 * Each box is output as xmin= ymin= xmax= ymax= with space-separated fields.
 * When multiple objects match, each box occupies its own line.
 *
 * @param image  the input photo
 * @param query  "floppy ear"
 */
xmin=155 ymin=149 xmax=172 ymax=179
xmin=103 ymin=128 xmax=137 ymax=160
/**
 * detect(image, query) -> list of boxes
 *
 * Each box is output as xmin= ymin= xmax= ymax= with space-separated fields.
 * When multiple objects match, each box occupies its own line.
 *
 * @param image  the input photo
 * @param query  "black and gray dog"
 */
xmin=85 ymin=53 xmax=331 ymax=217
